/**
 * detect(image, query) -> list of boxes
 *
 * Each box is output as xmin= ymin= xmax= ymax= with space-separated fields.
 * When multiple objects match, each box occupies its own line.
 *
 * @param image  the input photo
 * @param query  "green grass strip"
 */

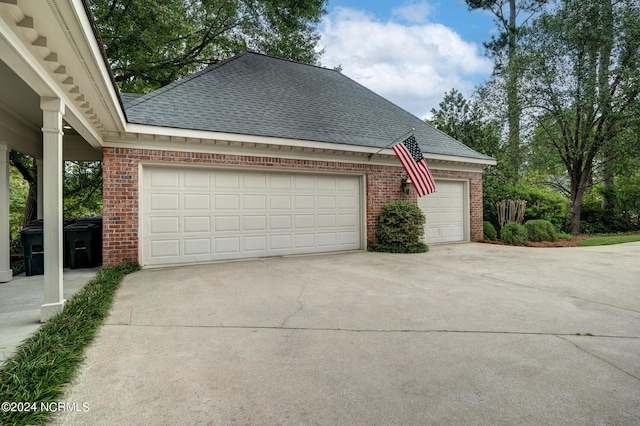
xmin=578 ymin=235 xmax=640 ymax=247
xmin=0 ymin=263 xmax=140 ymax=426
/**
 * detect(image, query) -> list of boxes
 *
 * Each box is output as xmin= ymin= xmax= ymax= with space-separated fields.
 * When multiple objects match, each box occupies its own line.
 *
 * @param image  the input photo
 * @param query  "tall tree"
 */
xmin=89 ymin=0 xmax=328 ymax=93
xmin=466 ymin=0 xmax=548 ymax=181
xmin=521 ymin=0 xmax=640 ymax=233
xmin=429 ymin=88 xmax=512 ymax=224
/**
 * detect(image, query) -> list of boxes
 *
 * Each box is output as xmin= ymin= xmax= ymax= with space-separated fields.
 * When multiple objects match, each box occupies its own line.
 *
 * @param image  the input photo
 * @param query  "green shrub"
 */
xmin=370 ymin=201 xmax=428 ymax=253
xmin=500 ymin=222 xmax=528 ymax=245
xmin=507 ymin=185 xmax=570 ymax=230
xmin=483 ymin=221 xmax=498 ymax=240
xmin=557 ymin=232 xmax=572 ymax=241
xmin=524 ymin=219 xmax=558 ymax=242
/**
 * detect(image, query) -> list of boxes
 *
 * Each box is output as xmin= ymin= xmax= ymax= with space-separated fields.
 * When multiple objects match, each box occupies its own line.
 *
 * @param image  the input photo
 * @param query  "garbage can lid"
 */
xmin=64 ymin=222 xmax=99 ymax=231
xmin=21 ymin=227 xmax=44 ymax=235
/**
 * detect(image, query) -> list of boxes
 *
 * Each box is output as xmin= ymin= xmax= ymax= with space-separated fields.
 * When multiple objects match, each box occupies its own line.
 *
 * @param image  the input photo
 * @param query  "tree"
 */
xmin=466 ymin=0 xmax=548 ymax=181
xmin=428 ymin=88 xmax=513 ymax=224
xmin=89 ymin=0 xmax=328 ymax=93
xmin=521 ymin=0 xmax=640 ymax=233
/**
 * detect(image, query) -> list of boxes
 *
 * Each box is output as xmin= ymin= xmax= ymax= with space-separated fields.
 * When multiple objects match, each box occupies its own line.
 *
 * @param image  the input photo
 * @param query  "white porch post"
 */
xmin=0 ymin=142 xmax=12 ymax=283
xmin=36 ymin=158 xmax=44 ymax=219
xmin=40 ymin=97 xmax=65 ymax=322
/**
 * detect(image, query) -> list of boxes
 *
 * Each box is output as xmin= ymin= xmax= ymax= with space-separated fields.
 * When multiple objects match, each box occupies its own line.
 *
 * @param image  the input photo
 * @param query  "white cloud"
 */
xmin=392 ymin=1 xmax=434 ymax=24
xmin=319 ymin=6 xmax=492 ymax=119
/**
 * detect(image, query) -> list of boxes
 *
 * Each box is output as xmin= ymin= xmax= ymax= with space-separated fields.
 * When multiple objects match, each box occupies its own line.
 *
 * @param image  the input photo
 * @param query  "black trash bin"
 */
xmin=21 ymin=226 xmax=44 ymax=276
xmin=73 ymin=217 xmax=102 ymax=266
xmin=64 ymin=222 xmax=100 ymax=269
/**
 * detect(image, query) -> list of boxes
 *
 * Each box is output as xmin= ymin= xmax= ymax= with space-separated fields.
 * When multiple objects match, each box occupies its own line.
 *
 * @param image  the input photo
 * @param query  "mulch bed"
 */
xmin=481 ymin=233 xmax=640 ymax=248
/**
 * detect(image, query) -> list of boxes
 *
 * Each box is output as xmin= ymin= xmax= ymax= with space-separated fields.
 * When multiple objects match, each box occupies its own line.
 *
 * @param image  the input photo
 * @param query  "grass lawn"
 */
xmin=577 ymin=234 xmax=640 ymax=247
xmin=0 ymin=263 xmax=139 ymax=426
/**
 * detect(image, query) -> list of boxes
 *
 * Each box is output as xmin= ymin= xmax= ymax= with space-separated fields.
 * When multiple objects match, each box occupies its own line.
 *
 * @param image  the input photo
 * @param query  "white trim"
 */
xmin=106 ymin=129 xmax=496 ymax=171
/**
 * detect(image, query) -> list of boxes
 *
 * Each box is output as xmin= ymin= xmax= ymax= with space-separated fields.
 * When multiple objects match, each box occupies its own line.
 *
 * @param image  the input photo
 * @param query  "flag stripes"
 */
xmin=392 ymin=135 xmax=437 ymax=197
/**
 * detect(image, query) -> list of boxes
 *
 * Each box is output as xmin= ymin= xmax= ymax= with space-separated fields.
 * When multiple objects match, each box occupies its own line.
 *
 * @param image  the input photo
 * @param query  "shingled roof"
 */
xmin=125 ymin=51 xmax=493 ymax=161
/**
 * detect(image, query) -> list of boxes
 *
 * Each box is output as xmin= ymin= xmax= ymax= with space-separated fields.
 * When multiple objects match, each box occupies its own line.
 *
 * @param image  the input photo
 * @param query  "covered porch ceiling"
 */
xmin=0 ymin=60 xmax=101 ymax=161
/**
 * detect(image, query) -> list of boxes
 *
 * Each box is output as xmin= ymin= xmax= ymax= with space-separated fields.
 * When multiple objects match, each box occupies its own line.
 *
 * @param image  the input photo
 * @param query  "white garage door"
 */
xmin=141 ymin=166 xmax=362 ymax=266
xmin=418 ymin=180 xmax=467 ymax=244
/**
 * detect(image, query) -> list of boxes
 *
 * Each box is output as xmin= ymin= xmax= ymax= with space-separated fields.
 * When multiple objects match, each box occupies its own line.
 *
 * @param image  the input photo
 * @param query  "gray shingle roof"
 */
xmin=125 ymin=52 xmax=493 ymax=161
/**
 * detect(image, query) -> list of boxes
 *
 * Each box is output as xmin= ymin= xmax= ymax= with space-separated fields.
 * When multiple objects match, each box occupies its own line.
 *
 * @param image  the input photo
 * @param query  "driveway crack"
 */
xmin=280 ymin=283 xmax=308 ymax=328
xmin=556 ymin=335 xmax=640 ymax=383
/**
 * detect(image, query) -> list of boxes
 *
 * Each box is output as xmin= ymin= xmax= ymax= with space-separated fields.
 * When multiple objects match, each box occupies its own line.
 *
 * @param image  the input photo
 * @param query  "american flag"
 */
xmin=392 ymin=135 xmax=437 ymax=196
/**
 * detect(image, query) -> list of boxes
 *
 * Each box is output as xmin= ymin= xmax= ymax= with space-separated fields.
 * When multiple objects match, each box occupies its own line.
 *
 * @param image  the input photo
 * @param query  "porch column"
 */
xmin=36 ymin=158 xmax=44 ymax=219
xmin=0 ymin=142 xmax=12 ymax=283
xmin=40 ymin=97 xmax=65 ymax=322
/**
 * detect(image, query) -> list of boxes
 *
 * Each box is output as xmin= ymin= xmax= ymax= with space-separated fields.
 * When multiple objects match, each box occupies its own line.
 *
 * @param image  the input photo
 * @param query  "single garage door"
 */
xmin=141 ymin=166 xmax=362 ymax=266
xmin=418 ymin=180 xmax=467 ymax=244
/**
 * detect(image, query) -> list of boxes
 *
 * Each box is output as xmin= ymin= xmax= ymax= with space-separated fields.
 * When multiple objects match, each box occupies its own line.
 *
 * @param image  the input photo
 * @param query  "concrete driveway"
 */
xmin=55 ymin=243 xmax=640 ymax=425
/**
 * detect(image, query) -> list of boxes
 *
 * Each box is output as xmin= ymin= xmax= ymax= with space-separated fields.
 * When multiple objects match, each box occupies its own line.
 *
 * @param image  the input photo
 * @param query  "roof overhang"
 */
xmin=105 ymin=124 xmax=497 ymax=171
xmin=0 ymin=0 xmax=125 ymax=153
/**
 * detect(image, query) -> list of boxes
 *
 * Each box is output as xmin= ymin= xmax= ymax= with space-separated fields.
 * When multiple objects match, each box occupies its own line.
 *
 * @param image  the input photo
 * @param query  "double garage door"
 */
xmin=141 ymin=166 xmax=362 ymax=266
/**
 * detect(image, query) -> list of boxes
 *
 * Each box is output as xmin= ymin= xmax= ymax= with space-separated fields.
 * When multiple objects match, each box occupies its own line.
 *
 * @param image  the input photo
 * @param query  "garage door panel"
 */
xmin=184 ymin=194 xmax=210 ymax=210
xmin=183 ymin=217 xmax=210 ymax=233
xmin=244 ymin=195 xmax=266 ymax=209
xmin=243 ymin=236 xmax=267 ymax=252
xmin=270 ymin=234 xmax=292 ymax=250
xmin=215 ymin=237 xmax=240 ymax=254
xmin=215 ymin=216 xmax=240 ymax=232
xmin=142 ymin=167 xmax=361 ymax=266
xmin=419 ymin=180 xmax=467 ymax=244
xmin=150 ymin=193 xmax=179 ymax=210
xmin=270 ymin=175 xmax=291 ymax=190
xmin=149 ymin=217 xmax=179 ymax=234
xmin=270 ymin=215 xmax=292 ymax=229
xmin=184 ymin=170 xmax=210 ymax=188
xmin=150 ymin=169 xmax=179 ymax=188
xmin=317 ymin=195 xmax=336 ymax=209
xmin=295 ymin=195 xmax=314 ymax=209
xmin=215 ymin=194 xmax=239 ymax=209
xmin=215 ymin=173 xmax=240 ymax=189
xmin=150 ymin=239 xmax=180 ymax=257
xmin=270 ymin=195 xmax=291 ymax=209
xmin=183 ymin=238 xmax=211 ymax=256
xmin=243 ymin=174 xmax=266 ymax=189
xmin=244 ymin=216 xmax=267 ymax=231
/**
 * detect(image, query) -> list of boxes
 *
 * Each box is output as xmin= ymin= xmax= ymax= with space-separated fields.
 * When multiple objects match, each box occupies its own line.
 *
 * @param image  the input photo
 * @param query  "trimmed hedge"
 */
xmin=370 ymin=200 xmax=428 ymax=253
xmin=500 ymin=222 xmax=528 ymax=245
xmin=483 ymin=221 xmax=498 ymax=241
xmin=524 ymin=219 xmax=558 ymax=242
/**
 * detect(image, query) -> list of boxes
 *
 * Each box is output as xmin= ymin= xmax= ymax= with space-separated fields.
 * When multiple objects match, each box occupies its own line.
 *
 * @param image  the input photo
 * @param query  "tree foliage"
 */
xmin=89 ymin=0 xmax=328 ymax=92
xmin=521 ymin=0 xmax=640 ymax=233
xmin=428 ymin=88 xmax=513 ymax=225
xmin=466 ymin=0 xmax=549 ymax=180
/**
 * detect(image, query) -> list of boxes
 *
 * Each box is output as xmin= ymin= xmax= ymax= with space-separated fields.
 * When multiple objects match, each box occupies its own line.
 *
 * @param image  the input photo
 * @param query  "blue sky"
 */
xmin=318 ymin=0 xmax=497 ymax=119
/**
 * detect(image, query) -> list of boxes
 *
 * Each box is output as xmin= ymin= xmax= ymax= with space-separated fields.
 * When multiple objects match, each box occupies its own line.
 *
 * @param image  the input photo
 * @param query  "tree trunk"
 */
xmin=507 ymin=0 xmax=521 ymax=182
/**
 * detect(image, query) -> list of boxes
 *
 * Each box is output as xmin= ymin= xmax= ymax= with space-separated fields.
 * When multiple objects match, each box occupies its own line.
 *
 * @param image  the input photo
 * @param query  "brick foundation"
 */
xmin=102 ymin=147 xmax=483 ymax=266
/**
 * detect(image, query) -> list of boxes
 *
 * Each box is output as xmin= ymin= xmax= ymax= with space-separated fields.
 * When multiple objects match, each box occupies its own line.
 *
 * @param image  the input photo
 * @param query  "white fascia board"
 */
xmin=67 ymin=0 xmax=126 ymax=131
xmin=121 ymin=123 xmax=381 ymax=155
xmin=108 ymin=125 xmax=494 ymax=173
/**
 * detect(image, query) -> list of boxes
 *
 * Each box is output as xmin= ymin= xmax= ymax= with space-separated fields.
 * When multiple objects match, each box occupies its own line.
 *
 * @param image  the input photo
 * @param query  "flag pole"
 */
xmin=367 ymin=127 xmax=415 ymax=160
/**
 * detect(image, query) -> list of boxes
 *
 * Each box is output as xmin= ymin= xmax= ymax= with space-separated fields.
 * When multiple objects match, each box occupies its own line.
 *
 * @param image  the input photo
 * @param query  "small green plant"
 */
xmin=557 ymin=232 xmax=572 ymax=241
xmin=500 ymin=222 xmax=528 ymax=245
xmin=525 ymin=219 xmax=558 ymax=242
xmin=483 ymin=221 xmax=498 ymax=241
xmin=370 ymin=200 xmax=428 ymax=253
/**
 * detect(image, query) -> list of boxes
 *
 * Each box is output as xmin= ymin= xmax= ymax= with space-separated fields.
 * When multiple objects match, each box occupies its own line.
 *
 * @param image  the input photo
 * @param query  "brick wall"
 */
xmin=102 ymin=147 xmax=483 ymax=266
